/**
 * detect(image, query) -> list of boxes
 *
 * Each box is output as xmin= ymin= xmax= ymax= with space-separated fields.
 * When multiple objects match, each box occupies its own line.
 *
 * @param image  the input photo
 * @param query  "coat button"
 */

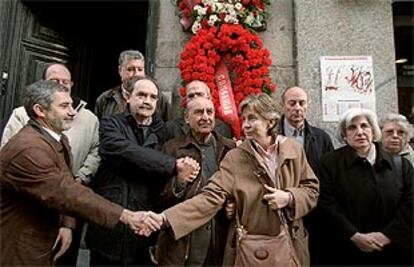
xmin=255 ymin=248 xmax=269 ymax=260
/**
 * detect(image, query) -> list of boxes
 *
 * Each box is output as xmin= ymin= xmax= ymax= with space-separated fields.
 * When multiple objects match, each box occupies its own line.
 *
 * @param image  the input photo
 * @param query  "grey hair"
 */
xmin=337 ymin=108 xmax=381 ymax=143
xmin=126 ymin=76 xmax=160 ymax=95
xmin=380 ymin=113 xmax=413 ymax=140
xmin=23 ymin=80 xmax=69 ymax=119
xmin=119 ymin=50 xmax=145 ymax=65
xmin=239 ymin=93 xmax=280 ymax=135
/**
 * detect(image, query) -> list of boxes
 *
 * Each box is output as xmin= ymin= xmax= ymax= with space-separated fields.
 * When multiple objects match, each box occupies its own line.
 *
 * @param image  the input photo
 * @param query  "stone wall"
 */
xmin=150 ymin=0 xmax=398 ymax=146
xmin=294 ymin=0 xmax=398 ymax=144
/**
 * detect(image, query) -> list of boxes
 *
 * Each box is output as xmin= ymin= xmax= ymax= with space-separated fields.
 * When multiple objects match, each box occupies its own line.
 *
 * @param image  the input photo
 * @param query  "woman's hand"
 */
xmin=263 ymin=184 xmax=291 ymax=209
xmin=350 ymin=232 xmax=384 ymax=252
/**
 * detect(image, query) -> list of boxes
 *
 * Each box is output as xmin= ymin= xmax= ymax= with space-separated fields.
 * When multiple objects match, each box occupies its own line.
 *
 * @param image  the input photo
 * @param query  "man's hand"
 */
xmin=137 ymin=212 xmax=167 ymax=236
xmin=262 ymin=184 xmax=291 ymax=210
xmin=350 ymin=232 xmax=384 ymax=252
xmin=225 ymin=198 xmax=236 ymax=219
xmin=120 ymin=210 xmax=164 ymax=237
xmin=52 ymin=227 xmax=72 ymax=262
xmin=366 ymin=232 xmax=391 ymax=248
xmin=176 ymin=157 xmax=200 ymax=184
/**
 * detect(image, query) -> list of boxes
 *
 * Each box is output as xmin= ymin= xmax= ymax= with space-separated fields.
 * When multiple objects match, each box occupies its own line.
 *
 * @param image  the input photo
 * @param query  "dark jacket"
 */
xmin=0 ymin=121 xmax=122 ymax=266
xmin=156 ymin=131 xmax=235 ymax=266
xmin=278 ymin=116 xmax=334 ymax=177
xmin=164 ymin=117 xmax=233 ymax=141
xmin=318 ymin=143 xmax=413 ymax=265
xmin=85 ymin=111 xmax=176 ymax=265
xmin=278 ymin=116 xmax=334 ymax=265
xmin=94 ymin=85 xmax=170 ymax=122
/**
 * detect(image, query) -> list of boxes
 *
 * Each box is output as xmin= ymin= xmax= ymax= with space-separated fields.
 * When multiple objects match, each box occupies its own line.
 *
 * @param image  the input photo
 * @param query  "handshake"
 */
xmin=119 ymin=210 xmax=166 ymax=236
xmin=118 ymin=157 xmax=200 ymax=236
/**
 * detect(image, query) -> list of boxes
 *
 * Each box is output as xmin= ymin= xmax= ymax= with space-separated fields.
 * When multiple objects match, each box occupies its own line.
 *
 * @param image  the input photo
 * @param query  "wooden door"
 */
xmin=0 ymin=0 xmax=76 ymax=125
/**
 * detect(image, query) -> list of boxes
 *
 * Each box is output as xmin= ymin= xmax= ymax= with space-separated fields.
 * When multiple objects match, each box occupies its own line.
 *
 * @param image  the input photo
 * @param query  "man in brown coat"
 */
xmin=0 ymin=80 xmax=161 ymax=266
xmin=157 ymin=97 xmax=235 ymax=266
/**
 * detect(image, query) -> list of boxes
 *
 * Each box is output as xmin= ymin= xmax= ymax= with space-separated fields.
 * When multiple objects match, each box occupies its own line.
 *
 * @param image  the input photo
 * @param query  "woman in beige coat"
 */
xmin=160 ymin=93 xmax=319 ymax=266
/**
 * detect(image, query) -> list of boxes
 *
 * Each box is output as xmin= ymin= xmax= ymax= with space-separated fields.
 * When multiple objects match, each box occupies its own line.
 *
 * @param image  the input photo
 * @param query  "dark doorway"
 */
xmin=392 ymin=0 xmax=414 ymax=119
xmin=27 ymin=0 xmax=149 ymax=108
xmin=0 ymin=0 xmax=148 ymax=129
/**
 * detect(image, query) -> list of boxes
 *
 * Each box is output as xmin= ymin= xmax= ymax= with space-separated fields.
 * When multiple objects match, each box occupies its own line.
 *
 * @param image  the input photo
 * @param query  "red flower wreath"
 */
xmin=178 ymin=24 xmax=276 ymax=137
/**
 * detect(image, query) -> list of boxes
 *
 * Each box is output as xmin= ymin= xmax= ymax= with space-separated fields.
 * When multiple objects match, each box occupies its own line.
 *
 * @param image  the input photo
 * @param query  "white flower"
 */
xmin=191 ymin=21 xmax=202 ymax=34
xmin=215 ymin=3 xmax=224 ymax=12
xmin=208 ymin=14 xmax=219 ymax=26
xmin=244 ymin=14 xmax=254 ymax=25
xmin=224 ymin=14 xmax=238 ymax=23
xmin=235 ymin=3 xmax=243 ymax=11
xmin=193 ymin=5 xmax=206 ymax=15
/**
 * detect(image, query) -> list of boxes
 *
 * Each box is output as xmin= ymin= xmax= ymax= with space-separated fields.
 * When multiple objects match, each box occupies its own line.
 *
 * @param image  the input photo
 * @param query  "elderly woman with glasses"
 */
xmin=318 ymin=108 xmax=413 ymax=266
xmin=152 ymin=93 xmax=319 ymax=266
xmin=380 ymin=113 xmax=414 ymax=165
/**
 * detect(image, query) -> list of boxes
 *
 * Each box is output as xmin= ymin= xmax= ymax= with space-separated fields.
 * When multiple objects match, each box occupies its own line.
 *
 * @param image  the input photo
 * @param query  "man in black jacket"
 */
xmin=85 ymin=76 xmax=199 ymax=266
xmin=278 ymin=86 xmax=334 ymax=266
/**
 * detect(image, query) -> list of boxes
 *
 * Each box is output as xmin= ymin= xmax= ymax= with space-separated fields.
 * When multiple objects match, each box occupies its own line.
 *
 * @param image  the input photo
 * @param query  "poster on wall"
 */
xmin=320 ymin=56 xmax=376 ymax=122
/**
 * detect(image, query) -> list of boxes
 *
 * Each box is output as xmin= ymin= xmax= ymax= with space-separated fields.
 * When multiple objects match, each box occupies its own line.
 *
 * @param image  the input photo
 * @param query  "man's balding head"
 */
xmin=185 ymin=80 xmax=211 ymax=101
xmin=281 ymin=86 xmax=308 ymax=129
xmin=43 ymin=64 xmax=73 ymax=91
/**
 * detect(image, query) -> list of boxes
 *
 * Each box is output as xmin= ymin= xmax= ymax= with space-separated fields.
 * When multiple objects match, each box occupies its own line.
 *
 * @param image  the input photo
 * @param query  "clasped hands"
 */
xmin=350 ymin=232 xmax=391 ymax=252
xmin=176 ymin=156 xmax=200 ymax=184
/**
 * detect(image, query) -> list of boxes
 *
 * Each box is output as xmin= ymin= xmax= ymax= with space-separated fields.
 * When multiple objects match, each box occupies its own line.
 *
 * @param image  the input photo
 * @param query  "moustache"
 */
xmin=139 ymin=104 xmax=153 ymax=109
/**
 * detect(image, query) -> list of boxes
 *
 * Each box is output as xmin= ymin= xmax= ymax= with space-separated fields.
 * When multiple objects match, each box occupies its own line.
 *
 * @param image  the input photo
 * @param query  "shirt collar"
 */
xmin=252 ymin=135 xmax=281 ymax=159
xmin=283 ymin=117 xmax=304 ymax=137
xmin=366 ymin=143 xmax=377 ymax=165
xmin=41 ymin=126 xmax=61 ymax=142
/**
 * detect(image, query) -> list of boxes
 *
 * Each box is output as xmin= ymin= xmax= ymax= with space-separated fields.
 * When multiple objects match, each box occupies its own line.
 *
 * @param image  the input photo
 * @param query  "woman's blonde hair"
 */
xmin=239 ymin=93 xmax=280 ymax=135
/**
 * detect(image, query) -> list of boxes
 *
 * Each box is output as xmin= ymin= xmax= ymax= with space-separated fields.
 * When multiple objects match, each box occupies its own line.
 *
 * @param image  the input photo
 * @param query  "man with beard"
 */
xmin=0 ymin=80 xmax=160 ymax=266
xmin=156 ymin=97 xmax=235 ymax=266
xmin=1 ymin=63 xmax=101 ymax=266
xmin=278 ymin=86 xmax=334 ymax=265
xmin=85 ymin=76 xmax=199 ymax=266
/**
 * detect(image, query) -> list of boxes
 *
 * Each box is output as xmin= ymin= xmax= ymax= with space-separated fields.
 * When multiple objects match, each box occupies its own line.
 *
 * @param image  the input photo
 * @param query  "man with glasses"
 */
xmin=94 ymin=50 xmax=169 ymax=121
xmin=1 ymin=63 xmax=101 ymax=266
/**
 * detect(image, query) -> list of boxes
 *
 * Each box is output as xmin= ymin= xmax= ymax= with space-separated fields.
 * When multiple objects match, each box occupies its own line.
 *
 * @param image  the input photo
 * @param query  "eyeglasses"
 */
xmin=49 ymin=78 xmax=73 ymax=87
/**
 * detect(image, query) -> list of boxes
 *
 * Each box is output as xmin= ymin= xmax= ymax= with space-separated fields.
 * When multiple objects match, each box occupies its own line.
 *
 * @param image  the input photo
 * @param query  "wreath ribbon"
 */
xmin=215 ymin=60 xmax=241 ymax=138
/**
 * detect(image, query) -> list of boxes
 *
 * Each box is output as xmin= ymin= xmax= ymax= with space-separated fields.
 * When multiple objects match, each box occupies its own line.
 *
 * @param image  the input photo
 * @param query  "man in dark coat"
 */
xmin=278 ymin=86 xmax=334 ymax=265
xmin=85 ymin=76 xmax=199 ymax=266
xmin=0 ymin=80 xmax=158 ymax=266
xmin=164 ymin=80 xmax=232 ymax=140
xmin=157 ymin=97 xmax=235 ymax=266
